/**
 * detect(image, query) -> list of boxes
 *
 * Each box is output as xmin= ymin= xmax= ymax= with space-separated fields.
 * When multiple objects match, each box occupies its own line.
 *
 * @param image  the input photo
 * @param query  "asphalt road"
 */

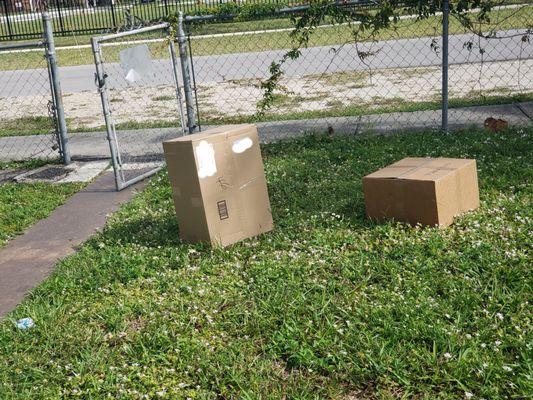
xmin=1 ymin=29 xmax=531 ymax=96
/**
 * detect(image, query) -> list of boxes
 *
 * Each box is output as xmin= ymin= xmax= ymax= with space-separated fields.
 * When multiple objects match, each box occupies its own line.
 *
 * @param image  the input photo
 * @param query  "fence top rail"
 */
xmin=93 ymin=22 xmax=171 ymax=44
xmin=0 ymin=41 xmax=44 ymax=51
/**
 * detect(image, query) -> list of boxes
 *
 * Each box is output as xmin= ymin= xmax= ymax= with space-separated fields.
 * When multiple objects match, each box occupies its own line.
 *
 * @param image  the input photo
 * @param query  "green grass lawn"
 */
xmin=0 ymin=181 xmax=82 ymax=247
xmin=0 ymin=116 xmax=55 ymax=137
xmin=0 ymin=126 xmax=531 ymax=398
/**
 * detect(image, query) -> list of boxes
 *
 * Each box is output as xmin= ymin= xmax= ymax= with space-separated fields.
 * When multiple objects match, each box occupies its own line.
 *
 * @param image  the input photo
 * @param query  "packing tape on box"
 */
xmin=232 ymin=137 xmax=253 ymax=154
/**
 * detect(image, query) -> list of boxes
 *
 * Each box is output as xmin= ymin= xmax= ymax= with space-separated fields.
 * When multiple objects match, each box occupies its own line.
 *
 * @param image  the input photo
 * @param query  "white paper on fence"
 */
xmin=195 ymin=140 xmax=217 ymax=178
xmin=119 ymin=44 xmax=155 ymax=84
xmin=124 ymin=69 xmax=142 ymax=83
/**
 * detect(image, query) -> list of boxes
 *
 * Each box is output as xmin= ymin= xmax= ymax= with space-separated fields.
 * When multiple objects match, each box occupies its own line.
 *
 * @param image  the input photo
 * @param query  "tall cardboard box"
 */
xmin=363 ymin=158 xmax=479 ymax=227
xmin=163 ymin=124 xmax=273 ymax=246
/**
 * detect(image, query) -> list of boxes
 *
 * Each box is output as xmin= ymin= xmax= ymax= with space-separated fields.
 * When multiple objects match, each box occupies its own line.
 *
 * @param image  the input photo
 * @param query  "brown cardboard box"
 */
xmin=363 ymin=157 xmax=479 ymax=227
xmin=163 ymin=124 xmax=273 ymax=246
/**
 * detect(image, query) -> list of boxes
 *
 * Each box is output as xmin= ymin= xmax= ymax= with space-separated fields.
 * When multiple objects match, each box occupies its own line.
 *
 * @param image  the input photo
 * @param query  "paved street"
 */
xmin=1 ymin=30 xmax=531 ymax=96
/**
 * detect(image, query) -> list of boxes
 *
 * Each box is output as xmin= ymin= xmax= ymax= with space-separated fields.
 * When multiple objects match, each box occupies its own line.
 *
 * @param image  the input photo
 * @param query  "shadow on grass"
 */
xmin=105 ymin=213 xmax=181 ymax=248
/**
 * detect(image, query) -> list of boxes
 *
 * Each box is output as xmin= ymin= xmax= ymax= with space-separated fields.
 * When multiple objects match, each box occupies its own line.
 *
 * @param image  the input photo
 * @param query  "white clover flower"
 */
xmin=465 ymin=392 xmax=474 ymax=399
xmin=503 ymin=365 xmax=512 ymax=372
xmin=444 ymin=353 xmax=452 ymax=360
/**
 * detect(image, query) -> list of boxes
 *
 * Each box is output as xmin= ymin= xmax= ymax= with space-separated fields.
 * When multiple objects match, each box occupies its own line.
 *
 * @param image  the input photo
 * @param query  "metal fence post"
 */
xmin=42 ymin=12 xmax=71 ymax=164
xmin=177 ymin=12 xmax=197 ymax=134
xmin=187 ymin=33 xmax=202 ymax=132
xmin=169 ymin=38 xmax=187 ymax=135
xmin=55 ymin=0 xmax=65 ymax=35
xmin=2 ymin=0 xmax=14 ymax=40
xmin=442 ymin=0 xmax=450 ymax=133
xmin=110 ymin=1 xmax=117 ymax=32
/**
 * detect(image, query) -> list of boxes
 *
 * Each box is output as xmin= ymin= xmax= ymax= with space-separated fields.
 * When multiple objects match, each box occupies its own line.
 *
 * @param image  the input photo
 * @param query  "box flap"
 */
xmin=163 ymin=124 xmax=256 ymax=146
xmin=364 ymin=158 xmax=430 ymax=179
xmin=389 ymin=157 xmax=430 ymax=168
xmin=364 ymin=157 xmax=476 ymax=182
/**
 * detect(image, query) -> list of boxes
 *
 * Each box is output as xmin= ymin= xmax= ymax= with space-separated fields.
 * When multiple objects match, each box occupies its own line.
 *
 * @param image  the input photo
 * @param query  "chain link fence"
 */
xmin=0 ymin=47 xmax=59 ymax=164
xmin=181 ymin=3 xmax=532 ymax=140
xmin=91 ymin=23 xmax=185 ymax=190
xmin=446 ymin=4 xmax=533 ymax=130
xmin=0 ymin=12 xmax=68 ymax=166
xmin=1 ymin=3 xmax=532 ymax=190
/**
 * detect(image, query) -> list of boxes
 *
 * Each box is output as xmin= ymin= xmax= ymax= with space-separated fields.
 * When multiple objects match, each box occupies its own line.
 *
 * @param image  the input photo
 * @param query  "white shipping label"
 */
xmin=232 ymin=137 xmax=253 ymax=154
xmin=195 ymin=140 xmax=217 ymax=178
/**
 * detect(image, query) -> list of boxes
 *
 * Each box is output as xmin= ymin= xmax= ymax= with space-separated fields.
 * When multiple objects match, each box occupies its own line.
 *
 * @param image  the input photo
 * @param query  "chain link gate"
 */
xmin=91 ymin=23 xmax=186 ymax=190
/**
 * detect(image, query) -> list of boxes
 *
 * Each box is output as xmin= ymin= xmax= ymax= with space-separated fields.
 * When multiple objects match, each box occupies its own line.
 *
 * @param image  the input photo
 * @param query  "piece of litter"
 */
xmin=484 ymin=117 xmax=508 ymax=132
xmin=16 ymin=317 xmax=35 ymax=330
xmin=119 ymin=44 xmax=154 ymax=84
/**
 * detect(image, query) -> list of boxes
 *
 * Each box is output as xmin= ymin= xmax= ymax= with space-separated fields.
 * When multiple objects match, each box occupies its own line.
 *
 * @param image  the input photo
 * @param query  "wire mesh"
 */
xmin=448 ymin=4 xmax=533 ymax=128
xmin=185 ymin=3 xmax=533 ymax=140
xmin=0 ymin=43 xmax=61 ymax=164
xmin=93 ymin=25 xmax=185 ymax=189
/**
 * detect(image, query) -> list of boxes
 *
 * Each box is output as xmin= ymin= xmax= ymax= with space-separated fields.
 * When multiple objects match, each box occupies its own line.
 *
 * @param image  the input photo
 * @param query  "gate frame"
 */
xmin=91 ymin=23 xmax=186 ymax=191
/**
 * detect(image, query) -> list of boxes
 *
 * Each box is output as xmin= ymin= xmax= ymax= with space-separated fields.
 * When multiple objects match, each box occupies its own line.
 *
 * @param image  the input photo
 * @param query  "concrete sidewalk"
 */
xmin=0 ymin=172 xmax=147 ymax=318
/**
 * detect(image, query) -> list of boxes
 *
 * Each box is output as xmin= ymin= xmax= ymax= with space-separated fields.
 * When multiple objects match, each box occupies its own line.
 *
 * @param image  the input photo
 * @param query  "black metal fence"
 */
xmin=1 ymin=0 xmax=294 ymax=40
xmin=2 ymin=0 xmax=531 ymax=41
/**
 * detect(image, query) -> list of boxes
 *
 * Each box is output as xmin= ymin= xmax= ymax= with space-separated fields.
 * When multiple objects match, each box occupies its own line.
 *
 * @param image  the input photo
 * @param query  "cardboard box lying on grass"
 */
xmin=163 ymin=124 xmax=273 ymax=247
xmin=363 ymin=158 xmax=479 ymax=227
